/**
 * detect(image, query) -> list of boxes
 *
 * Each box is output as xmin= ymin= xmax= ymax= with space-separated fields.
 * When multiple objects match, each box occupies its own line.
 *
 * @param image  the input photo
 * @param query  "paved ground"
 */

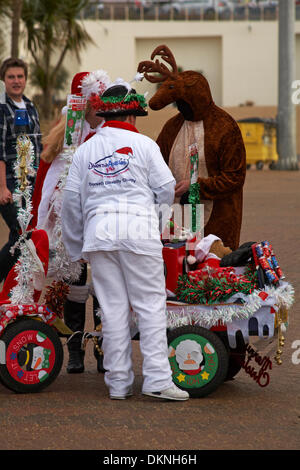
xmin=0 ymin=168 xmax=299 ymax=452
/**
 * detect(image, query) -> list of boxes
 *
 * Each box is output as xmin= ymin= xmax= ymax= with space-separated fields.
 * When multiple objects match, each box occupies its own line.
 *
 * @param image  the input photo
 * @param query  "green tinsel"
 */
xmin=101 ymin=93 xmax=147 ymax=108
xmin=188 ymin=182 xmax=201 ymax=233
xmin=188 ymin=150 xmax=201 ymax=233
xmin=176 ymin=264 xmax=259 ymax=305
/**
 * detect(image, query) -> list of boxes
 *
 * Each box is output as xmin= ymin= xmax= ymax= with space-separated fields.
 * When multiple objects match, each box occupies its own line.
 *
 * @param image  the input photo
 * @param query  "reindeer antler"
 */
xmin=151 ymin=45 xmax=178 ymax=74
xmin=138 ymin=44 xmax=178 ymax=83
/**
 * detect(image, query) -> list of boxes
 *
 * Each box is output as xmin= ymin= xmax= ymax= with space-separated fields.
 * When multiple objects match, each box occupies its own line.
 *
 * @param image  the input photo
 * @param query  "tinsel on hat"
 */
xmin=90 ymin=92 xmax=147 ymax=113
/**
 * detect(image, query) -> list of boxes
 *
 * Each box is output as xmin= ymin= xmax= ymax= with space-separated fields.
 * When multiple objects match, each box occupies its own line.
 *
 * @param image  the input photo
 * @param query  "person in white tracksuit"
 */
xmin=61 ymin=81 xmax=189 ymax=401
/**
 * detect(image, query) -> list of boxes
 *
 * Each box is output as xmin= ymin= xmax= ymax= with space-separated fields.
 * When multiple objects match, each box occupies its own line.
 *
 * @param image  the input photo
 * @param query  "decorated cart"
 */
xmin=162 ymin=236 xmax=293 ymax=398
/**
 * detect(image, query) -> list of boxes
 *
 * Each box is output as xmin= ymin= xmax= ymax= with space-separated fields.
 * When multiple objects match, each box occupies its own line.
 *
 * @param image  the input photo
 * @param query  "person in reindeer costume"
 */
xmin=138 ymin=45 xmax=246 ymax=250
xmin=31 ymin=69 xmax=111 ymax=374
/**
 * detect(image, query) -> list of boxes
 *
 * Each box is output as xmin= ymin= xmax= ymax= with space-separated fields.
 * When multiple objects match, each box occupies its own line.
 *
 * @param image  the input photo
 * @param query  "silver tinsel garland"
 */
xmin=8 ymin=138 xmax=81 ymax=304
xmin=9 ymin=135 xmax=41 ymax=304
xmin=165 ymin=281 xmax=294 ymax=330
xmin=46 ymin=149 xmax=82 ymax=283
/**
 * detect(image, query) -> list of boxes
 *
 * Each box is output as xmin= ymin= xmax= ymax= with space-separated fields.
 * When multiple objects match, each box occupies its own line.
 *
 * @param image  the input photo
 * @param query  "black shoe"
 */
xmin=67 ymin=349 xmax=85 ymax=374
xmin=94 ymin=346 xmax=106 ymax=373
xmin=64 ymin=296 xmax=86 ymax=374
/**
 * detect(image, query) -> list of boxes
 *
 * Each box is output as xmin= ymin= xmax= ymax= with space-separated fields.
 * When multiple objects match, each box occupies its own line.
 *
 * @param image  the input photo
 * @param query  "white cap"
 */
xmin=195 ymin=234 xmax=221 ymax=263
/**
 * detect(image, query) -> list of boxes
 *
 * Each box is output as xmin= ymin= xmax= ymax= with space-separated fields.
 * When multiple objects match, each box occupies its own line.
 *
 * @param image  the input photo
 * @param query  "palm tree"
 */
xmin=0 ymin=0 xmax=11 ymax=62
xmin=11 ymin=0 xmax=23 ymax=57
xmin=22 ymin=0 xmax=94 ymax=117
xmin=0 ymin=0 xmax=24 ymax=60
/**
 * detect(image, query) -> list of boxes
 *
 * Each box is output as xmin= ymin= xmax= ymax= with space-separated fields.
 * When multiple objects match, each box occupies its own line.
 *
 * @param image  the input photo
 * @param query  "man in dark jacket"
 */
xmin=0 ymin=57 xmax=42 ymax=282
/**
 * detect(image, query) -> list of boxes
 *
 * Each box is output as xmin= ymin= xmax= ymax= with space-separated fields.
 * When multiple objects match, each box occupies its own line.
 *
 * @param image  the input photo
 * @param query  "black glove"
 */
xmin=220 ymin=242 xmax=256 ymax=267
xmin=180 ymin=191 xmax=190 ymax=205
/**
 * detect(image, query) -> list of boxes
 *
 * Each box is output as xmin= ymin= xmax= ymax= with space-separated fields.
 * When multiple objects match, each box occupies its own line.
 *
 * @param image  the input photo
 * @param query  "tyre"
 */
xmin=167 ymin=326 xmax=229 ymax=398
xmin=0 ymin=318 xmax=63 ymax=393
xmin=216 ymin=330 xmax=246 ymax=381
xmin=269 ymin=161 xmax=276 ymax=170
xmin=256 ymin=160 xmax=264 ymax=170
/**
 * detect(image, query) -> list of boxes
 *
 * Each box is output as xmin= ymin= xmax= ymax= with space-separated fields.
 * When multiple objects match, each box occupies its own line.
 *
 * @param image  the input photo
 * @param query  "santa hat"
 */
xmin=195 ymin=234 xmax=221 ymax=263
xmin=62 ymin=70 xmax=111 ymax=115
xmin=71 ymin=71 xmax=89 ymax=95
xmin=61 ymin=71 xmax=90 ymax=115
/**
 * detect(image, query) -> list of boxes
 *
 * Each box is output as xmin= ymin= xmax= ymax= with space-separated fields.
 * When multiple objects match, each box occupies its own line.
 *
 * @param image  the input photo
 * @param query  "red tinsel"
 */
xmin=89 ymin=95 xmax=144 ymax=112
xmin=43 ymin=281 xmax=70 ymax=318
xmin=176 ymin=265 xmax=259 ymax=305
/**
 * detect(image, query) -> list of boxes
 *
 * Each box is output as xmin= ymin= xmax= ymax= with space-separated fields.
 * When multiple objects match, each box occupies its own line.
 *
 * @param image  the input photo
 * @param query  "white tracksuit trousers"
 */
xmin=88 ymin=250 xmax=174 ymax=396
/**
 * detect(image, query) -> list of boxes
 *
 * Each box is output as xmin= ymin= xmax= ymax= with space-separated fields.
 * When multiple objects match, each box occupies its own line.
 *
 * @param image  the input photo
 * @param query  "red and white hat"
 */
xmin=62 ymin=70 xmax=111 ymax=115
xmin=71 ymin=72 xmax=90 ymax=95
xmin=195 ymin=234 xmax=221 ymax=263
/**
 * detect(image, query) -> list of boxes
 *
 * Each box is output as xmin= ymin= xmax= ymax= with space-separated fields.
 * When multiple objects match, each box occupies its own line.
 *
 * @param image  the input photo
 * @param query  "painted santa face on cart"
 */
xmin=175 ymin=339 xmax=204 ymax=372
xmin=174 ymin=339 xmax=215 ymax=373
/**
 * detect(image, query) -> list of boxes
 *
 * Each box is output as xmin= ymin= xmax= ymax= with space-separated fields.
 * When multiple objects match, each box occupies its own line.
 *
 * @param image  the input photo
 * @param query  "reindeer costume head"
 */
xmin=138 ymin=45 xmax=246 ymax=251
xmin=138 ymin=45 xmax=213 ymax=121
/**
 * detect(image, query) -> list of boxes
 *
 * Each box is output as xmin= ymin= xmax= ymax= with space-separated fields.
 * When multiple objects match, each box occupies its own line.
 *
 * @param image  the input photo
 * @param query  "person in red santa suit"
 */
xmin=32 ymin=69 xmax=111 ymax=374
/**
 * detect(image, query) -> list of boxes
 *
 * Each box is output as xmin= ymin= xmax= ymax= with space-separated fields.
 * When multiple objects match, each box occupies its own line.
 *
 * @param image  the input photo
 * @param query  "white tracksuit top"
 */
xmin=62 ymin=122 xmax=175 ymax=260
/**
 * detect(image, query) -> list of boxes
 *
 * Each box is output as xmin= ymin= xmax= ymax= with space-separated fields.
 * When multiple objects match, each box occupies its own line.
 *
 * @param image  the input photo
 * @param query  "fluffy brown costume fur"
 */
xmin=138 ymin=45 xmax=246 ymax=250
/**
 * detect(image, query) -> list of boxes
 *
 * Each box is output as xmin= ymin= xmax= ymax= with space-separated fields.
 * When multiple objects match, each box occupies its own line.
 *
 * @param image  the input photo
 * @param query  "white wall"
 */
xmin=222 ymin=22 xmax=279 ymax=106
xmin=135 ymin=36 xmax=222 ymax=105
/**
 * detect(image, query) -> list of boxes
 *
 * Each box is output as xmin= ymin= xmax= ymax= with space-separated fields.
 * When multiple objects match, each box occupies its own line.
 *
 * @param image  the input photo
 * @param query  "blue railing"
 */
xmin=81 ymin=2 xmax=300 ymax=21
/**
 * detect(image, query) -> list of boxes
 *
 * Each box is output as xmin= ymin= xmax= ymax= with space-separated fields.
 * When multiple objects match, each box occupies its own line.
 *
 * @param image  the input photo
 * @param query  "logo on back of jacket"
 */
xmin=88 ymin=147 xmax=133 ymax=177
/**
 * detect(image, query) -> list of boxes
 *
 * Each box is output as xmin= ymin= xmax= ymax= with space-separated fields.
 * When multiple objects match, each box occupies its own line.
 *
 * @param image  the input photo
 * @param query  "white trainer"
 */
xmin=110 ymin=389 xmax=133 ymax=400
xmin=143 ymin=384 xmax=189 ymax=401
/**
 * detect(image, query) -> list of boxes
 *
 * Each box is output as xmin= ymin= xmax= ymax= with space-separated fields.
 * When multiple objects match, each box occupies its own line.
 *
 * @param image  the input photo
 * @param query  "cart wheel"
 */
xmin=216 ymin=331 xmax=246 ymax=381
xmin=256 ymin=161 xmax=264 ymax=170
xmin=167 ymin=326 xmax=229 ymax=398
xmin=246 ymin=164 xmax=251 ymax=170
xmin=0 ymin=318 xmax=63 ymax=393
xmin=269 ymin=161 xmax=277 ymax=170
